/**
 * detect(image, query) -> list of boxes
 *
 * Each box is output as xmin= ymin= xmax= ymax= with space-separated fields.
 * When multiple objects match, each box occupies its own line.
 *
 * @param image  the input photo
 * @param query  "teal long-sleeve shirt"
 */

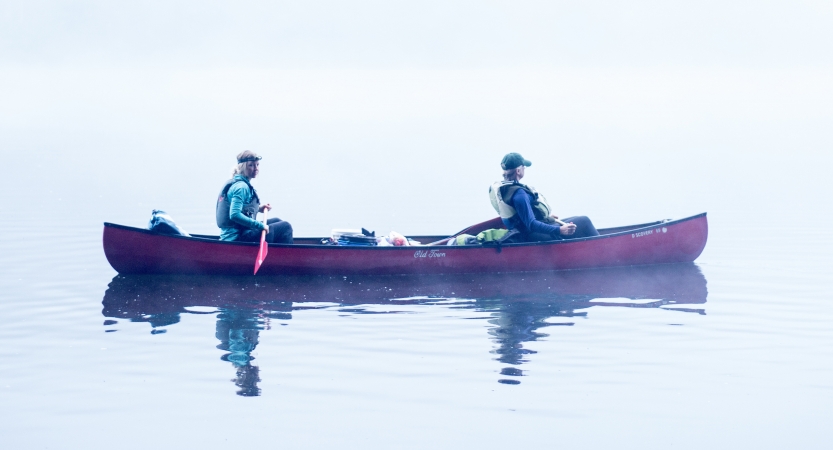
xmin=219 ymin=175 xmax=266 ymax=241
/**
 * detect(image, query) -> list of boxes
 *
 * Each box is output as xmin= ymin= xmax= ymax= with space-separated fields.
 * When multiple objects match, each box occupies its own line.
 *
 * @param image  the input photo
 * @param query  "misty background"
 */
xmin=2 ymin=3 xmax=833 ymax=449
xmin=1 ymin=0 xmax=831 ymax=237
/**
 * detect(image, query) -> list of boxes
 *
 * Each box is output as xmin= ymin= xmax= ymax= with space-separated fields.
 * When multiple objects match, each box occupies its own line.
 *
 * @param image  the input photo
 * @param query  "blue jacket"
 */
xmin=502 ymin=189 xmax=562 ymax=237
xmin=219 ymin=175 xmax=266 ymax=241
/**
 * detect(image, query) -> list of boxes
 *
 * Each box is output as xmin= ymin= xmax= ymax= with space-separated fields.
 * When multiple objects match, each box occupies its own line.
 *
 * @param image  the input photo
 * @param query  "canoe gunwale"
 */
xmin=102 ymin=212 xmax=706 ymax=251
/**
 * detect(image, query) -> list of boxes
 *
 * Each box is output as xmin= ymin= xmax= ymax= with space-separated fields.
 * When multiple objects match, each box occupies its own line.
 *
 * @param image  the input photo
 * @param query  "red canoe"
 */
xmin=102 ymin=213 xmax=708 ymax=275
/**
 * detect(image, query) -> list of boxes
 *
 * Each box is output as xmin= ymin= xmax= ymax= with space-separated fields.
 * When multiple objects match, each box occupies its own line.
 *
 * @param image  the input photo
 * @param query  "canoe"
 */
xmin=102 ymin=213 xmax=707 ymax=275
xmin=103 ymin=214 xmax=708 ymax=275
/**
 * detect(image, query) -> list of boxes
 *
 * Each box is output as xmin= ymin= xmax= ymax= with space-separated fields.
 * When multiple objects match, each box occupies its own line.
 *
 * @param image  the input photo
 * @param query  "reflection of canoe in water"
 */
xmin=102 ymin=213 xmax=707 ymax=276
xmin=102 ymin=263 xmax=708 ymax=318
xmin=102 ymin=263 xmax=708 ymax=391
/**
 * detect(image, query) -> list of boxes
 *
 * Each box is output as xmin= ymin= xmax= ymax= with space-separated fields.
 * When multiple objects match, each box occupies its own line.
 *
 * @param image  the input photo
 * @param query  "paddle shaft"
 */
xmin=428 ymin=216 xmax=573 ymax=246
xmin=261 ymin=208 xmax=268 ymax=239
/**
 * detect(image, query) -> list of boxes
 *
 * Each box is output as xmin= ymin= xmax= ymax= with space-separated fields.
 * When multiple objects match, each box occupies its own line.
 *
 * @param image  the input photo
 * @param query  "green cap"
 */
xmin=501 ymin=153 xmax=532 ymax=170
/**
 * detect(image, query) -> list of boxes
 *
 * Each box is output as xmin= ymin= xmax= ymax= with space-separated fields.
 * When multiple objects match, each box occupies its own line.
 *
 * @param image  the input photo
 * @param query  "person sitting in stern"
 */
xmin=488 ymin=153 xmax=599 ymax=243
xmin=216 ymin=150 xmax=293 ymax=244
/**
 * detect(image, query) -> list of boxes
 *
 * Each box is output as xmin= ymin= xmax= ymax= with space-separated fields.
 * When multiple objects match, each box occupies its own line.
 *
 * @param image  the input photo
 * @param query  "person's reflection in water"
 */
xmin=215 ymin=308 xmax=265 ymax=397
xmin=483 ymin=297 xmax=588 ymax=385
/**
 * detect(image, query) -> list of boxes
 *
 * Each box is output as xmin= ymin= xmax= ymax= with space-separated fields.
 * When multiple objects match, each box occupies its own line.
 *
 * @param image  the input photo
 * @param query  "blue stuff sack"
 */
xmin=148 ymin=210 xmax=190 ymax=236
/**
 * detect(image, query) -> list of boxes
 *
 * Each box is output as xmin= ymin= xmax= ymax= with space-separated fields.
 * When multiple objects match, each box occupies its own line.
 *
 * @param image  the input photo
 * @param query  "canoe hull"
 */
xmin=103 ymin=213 xmax=708 ymax=275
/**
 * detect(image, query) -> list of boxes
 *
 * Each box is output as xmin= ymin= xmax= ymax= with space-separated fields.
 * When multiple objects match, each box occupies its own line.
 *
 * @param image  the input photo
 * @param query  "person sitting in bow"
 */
xmin=488 ymin=152 xmax=599 ymax=243
xmin=216 ymin=150 xmax=293 ymax=244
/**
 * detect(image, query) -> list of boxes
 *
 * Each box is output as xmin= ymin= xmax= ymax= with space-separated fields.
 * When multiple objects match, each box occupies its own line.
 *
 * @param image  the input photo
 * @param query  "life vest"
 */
xmin=488 ymin=180 xmax=556 ymax=224
xmin=216 ymin=177 xmax=260 ymax=229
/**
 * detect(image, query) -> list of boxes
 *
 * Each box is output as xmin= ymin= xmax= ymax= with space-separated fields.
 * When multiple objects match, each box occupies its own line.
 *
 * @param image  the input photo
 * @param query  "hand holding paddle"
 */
xmin=552 ymin=216 xmax=577 ymax=236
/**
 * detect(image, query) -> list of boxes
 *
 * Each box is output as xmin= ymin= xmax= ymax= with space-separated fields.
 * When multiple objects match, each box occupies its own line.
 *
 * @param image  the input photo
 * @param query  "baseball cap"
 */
xmin=501 ymin=153 xmax=532 ymax=170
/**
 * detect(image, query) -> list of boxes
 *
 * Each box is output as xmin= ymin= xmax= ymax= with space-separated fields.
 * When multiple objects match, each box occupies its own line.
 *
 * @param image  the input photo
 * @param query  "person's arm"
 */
xmin=511 ymin=190 xmax=562 ymax=236
xmin=228 ymin=184 xmax=267 ymax=231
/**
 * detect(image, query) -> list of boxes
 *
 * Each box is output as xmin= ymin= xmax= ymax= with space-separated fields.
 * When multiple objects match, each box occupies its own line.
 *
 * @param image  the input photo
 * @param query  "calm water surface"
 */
xmin=1 ymin=200 xmax=832 ymax=449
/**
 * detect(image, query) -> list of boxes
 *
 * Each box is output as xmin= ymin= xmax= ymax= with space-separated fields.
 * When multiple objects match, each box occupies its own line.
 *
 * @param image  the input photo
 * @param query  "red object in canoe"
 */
xmin=254 ymin=231 xmax=268 ymax=275
xmin=102 ymin=213 xmax=708 ymax=276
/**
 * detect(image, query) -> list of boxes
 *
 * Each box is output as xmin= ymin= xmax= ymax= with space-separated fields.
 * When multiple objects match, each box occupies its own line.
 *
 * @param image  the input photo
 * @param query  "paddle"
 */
xmin=253 ymin=209 xmax=268 ymax=275
xmin=425 ymin=217 xmax=505 ymax=246
xmin=552 ymin=216 xmax=581 ymax=228
xmin=427 ymin=216 xmax=574 ymax=246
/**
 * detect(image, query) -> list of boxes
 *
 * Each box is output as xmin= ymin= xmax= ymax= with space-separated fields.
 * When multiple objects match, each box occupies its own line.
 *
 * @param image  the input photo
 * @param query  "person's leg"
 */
xmin=266 ymin=218 xmax=293 ymax=244
xmin=560 ymin=216 xmax=599 ymax=239
xmin=523 ymin=231 xmax=558 ymax=243
xmin=237 ymin=229 xmax=261 ymax=242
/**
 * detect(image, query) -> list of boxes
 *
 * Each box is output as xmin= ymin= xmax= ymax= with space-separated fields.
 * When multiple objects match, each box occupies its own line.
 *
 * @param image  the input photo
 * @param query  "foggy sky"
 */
xmin=1 ymin=1 xmax=830 ymax=235
xmin=3 ymin=1 xmax=832 ymax=68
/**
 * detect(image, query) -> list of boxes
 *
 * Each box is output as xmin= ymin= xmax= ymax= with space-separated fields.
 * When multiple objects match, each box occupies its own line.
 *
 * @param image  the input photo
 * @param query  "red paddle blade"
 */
xmin=253 ymin=236 xmax=268 ymax=275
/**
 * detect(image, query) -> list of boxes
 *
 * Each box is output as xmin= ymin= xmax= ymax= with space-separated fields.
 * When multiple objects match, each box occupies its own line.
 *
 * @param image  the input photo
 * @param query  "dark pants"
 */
xmin=523 ymin=216 xmax=599 ymax=243
xmin=239 ymin=218 xmax=294 ymax=244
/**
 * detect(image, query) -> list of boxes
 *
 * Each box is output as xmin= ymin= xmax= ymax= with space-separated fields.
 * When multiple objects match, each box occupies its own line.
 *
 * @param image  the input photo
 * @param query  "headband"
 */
xmin=237 ymin=156 xmax=262 ymax=164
